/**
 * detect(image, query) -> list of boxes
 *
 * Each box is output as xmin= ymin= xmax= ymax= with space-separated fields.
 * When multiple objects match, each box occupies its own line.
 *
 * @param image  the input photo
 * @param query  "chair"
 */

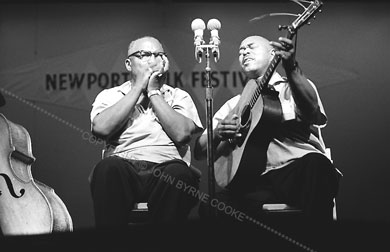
xmin=261 ymin=148 xmax=341 ymax=221
xmin=262 ymin=203 xmax=302 ymax=215
xmin=261 ymin=202 xmax=337 ymax=220
xmin=128 ymin=202 xmax=151 ymax=225
xmin=99 ymin=149 xmax=202 ymax=225
xmin=234 ymin=147 xmax=340 ymax=222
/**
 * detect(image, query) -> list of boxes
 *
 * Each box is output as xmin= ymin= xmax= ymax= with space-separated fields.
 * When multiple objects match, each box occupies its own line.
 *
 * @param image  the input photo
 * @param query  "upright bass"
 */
xmin=0 ymin=113 xmax=73 ymax=235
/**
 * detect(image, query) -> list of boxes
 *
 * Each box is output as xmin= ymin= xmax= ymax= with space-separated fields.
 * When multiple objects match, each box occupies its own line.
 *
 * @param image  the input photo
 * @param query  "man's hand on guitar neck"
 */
xmin=270 ymin=37 xmax=296 ymax=72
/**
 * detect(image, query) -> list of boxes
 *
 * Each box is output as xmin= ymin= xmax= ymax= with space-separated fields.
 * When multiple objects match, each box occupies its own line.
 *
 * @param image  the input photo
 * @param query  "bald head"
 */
xmin=127 ymin=36 xmax=164 ymax=57
xmin=240 ymin=36 xmax=272 ymax=51
xmin=239 ymin=35 xmax=274 ymax=79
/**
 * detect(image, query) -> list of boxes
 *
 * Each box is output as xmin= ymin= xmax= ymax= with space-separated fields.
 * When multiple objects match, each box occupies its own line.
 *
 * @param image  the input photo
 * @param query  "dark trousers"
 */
xmin=200 ymin=153 xmax=340 ymax=222
xmin=90 ymin=156 xmax=199 ymax=228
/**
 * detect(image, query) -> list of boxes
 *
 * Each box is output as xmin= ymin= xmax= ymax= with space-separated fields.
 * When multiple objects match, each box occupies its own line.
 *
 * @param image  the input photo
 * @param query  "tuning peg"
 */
xmin=278 ymin=25 xmax=288 ymax=30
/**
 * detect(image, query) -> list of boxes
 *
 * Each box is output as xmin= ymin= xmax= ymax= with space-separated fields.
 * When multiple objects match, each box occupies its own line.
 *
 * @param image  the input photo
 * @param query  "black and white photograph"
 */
xmin=0 ymin=0 xmax=389 ymax=251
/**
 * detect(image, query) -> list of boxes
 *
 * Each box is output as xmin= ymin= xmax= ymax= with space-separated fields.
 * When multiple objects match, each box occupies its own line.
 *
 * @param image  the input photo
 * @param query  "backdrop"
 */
xmin=0 ymin=1 xmax=389 ymax=229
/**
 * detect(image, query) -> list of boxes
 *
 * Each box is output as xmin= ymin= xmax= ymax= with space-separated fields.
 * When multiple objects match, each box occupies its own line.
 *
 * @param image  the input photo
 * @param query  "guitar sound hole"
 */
xmin=240 ymin=105 xmax=251 ymax=128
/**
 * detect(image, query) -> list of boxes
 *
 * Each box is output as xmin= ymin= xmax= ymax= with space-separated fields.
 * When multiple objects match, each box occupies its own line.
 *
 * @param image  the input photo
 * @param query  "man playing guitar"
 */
xmin=194 ymin=35 xmax=340 ymax=222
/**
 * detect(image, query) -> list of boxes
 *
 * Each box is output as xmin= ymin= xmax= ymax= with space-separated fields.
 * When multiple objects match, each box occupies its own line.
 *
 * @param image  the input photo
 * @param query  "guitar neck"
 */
xmin=249 ymin=30 xmax=296 ymax=110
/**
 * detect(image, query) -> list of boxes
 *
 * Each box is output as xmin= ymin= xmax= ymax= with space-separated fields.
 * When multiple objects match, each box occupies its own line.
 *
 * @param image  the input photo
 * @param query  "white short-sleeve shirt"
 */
xmin=91 ymin=81 xmax=203 ymax=166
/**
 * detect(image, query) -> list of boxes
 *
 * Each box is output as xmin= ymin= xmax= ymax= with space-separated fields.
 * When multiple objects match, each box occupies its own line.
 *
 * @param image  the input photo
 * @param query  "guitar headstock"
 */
xmin=250 ymin=0 xmax=323 ymax=34
xmin=290 ymin=0 xmax=323 ymax=32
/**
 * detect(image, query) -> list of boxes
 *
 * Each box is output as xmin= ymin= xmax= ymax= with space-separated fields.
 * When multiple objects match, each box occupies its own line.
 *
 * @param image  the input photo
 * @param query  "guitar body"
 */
xmin=214 ymin=80 xmax=282 ymax=191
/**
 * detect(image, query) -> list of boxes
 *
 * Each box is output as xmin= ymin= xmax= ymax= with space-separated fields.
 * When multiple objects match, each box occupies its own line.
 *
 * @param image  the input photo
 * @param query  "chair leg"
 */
xmin=128 ymin=202 xmax=150 ymax=226
xmin=332 ymin=198 xmax=337 ymax=221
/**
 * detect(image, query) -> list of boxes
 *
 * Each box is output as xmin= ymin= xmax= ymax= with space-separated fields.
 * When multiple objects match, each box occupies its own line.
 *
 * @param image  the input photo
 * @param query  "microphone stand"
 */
xmin=196 ymin=44 xmax=218 ymax=219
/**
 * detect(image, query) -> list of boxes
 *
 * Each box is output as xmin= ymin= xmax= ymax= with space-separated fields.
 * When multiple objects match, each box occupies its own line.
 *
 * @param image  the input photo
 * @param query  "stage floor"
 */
xmin=1 ymin=219 xmax=389 ymax=252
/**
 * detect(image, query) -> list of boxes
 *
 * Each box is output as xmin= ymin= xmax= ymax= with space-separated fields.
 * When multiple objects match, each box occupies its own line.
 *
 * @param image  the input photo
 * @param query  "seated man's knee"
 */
xmin=162 ymin=162 xmax=198 ymax=186
xmin=92 ymin=156 xmax=126 ymax=180
xmin=303 ymin=153 xmax=335 ymax=174
xmin=302 ymin=153 xmax=339 ymax=195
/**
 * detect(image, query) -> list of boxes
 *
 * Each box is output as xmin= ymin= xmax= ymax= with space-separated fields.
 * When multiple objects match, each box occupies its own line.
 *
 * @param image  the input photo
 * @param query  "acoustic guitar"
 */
xmin=214 ymin=0 xmax=323 ymax=190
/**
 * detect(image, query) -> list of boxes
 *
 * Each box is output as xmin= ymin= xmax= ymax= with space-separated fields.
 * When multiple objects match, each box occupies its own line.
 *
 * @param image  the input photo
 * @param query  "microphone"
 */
xmin=207 ymin=18 xmax=221 ymax=62
xmin=191 ymin=18 xmax=206 ymax=63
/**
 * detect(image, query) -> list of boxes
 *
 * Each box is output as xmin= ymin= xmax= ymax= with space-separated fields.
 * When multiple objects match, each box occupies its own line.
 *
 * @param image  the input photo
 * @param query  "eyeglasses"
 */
xmin=127 ymin=50 xmax=167 ymax=60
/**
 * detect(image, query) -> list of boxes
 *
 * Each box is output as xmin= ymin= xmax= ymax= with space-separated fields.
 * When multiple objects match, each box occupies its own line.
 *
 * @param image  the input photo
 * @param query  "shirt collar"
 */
xmin=255 ymin=72 xmax=286 ymax=91
xmin=117 ymin=81 xmax=132 ymax=95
